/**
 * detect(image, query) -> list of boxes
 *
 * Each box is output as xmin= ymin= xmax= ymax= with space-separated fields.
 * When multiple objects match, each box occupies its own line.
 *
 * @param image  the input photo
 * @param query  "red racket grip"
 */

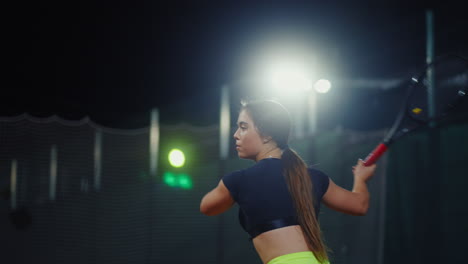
xmin=363 ymin=143 xmax=388 ymax=166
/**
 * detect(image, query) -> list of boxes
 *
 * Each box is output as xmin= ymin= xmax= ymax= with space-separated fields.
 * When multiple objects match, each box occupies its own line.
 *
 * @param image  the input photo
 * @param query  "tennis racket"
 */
xmin=363 ymin=54 xmax=468 ymax=166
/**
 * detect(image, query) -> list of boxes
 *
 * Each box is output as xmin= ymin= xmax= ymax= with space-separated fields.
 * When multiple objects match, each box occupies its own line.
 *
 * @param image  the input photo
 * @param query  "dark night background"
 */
xmin=3 ymin=0 xmax=468 ymax=129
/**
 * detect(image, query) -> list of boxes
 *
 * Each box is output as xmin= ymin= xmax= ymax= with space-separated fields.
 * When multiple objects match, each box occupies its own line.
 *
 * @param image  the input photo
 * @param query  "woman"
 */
xmin=200 ymin=99 xmax=377 ymax=264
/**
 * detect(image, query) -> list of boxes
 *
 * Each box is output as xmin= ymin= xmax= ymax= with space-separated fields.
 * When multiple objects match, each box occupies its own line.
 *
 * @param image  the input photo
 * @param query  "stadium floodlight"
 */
xmin=265 ymin=61 xmax=312 ymax=93
xmin=314 ymin=79 xmax=332 ymax=93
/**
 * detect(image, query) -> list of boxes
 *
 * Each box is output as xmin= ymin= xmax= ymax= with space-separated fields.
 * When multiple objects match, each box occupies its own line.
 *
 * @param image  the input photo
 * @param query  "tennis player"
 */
xmin=200 ymin=99 xmax=377 ymax=264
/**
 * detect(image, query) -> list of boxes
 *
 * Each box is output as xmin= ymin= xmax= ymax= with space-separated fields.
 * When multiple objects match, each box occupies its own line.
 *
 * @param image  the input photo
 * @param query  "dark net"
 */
xmin=1 ymin=114 xmax=467 ymax=264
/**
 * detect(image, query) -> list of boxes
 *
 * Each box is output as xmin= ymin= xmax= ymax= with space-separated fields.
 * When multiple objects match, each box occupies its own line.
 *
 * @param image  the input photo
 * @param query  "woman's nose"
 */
xmin=233 ymin=129 xmax=239 ymax=140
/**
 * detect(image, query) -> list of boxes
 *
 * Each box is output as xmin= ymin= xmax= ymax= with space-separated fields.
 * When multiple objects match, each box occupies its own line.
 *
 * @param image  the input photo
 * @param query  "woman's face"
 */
xmin=233 ymin=109 xmax=264 ymax=160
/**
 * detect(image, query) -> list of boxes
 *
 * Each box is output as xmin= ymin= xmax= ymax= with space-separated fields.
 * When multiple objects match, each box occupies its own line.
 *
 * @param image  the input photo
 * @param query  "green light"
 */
xmin=178 ymin=173 xmax=193 ymax=189
xmin=163 ymin=172 xmax=177 ymax=187
xmin=168 ymin=149 xmax=185 ymax=168
xmin=163 ymin=171 xmax=193 ymax=189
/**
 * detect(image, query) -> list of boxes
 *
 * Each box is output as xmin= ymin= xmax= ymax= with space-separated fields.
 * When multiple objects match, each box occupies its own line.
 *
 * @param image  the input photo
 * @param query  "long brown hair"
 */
xmin=240 ymin=98 xmax=331 ymax=263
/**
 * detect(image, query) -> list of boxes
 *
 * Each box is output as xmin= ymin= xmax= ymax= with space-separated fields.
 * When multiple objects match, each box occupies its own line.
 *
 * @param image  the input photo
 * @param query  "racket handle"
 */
xmin=363 ymin=143 xmax=388 ymax=166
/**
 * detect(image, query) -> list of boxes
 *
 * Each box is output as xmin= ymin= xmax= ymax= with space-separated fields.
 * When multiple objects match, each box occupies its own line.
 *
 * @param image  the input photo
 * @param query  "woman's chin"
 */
xmin=237 ymin=153 xmax=253 ymax=160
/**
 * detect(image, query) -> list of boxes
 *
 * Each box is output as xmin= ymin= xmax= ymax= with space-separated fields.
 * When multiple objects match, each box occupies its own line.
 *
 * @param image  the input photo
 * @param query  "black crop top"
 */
xmin=222 ymin=158 xmax=330 ymax=241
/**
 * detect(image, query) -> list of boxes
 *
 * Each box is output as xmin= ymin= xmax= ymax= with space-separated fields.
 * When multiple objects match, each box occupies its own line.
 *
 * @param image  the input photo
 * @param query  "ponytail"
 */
xmin=281 ymin=147 xmax=331 ymax=263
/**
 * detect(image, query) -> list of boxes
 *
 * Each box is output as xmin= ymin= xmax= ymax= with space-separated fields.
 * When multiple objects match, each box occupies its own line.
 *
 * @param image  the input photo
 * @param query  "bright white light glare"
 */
xmin=168 ymin=149 xmax=185 ymax=168
xmin=314 ymin=79 xmax=332 ymax=93
xmin=266 ymin=62 xmax=312 ymax=92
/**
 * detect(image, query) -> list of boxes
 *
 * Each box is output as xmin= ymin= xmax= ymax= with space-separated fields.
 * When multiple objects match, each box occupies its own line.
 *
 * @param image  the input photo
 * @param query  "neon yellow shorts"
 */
xmin=266 ymin=251 xmax=330 ymax=264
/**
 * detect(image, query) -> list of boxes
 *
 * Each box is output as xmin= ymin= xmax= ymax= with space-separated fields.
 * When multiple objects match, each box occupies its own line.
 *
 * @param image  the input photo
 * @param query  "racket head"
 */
xmin=364 ymin=54 xmax=468 ymax=166
xmin=386 ymin=54 xmax=468 ymax=143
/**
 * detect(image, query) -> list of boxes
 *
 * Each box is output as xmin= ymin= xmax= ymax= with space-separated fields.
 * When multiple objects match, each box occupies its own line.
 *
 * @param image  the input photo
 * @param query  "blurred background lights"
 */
xmin=266 ymin=61 xmax=312 ymax=92
xmin=168 ymin=149 xmax=185 ymax=168
xmin=178 ymin=174 xmax=193 ymax=189
xmin=162 ymin=172 xmax=193 ymax=189
xmin=314 ymin=79 xmax=332 ymax=93
xmin=163 ymin=172 xmax=178 ymax=187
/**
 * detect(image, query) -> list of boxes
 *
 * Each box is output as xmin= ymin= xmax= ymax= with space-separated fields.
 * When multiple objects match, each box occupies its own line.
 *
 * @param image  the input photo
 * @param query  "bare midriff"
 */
xmin=252 ymin=225 xmax=311 ymax=264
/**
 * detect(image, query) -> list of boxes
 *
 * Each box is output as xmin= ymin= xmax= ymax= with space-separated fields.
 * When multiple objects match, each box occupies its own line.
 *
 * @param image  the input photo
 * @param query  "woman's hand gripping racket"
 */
xmin=363 ymin=54 xmax=468 ymax=166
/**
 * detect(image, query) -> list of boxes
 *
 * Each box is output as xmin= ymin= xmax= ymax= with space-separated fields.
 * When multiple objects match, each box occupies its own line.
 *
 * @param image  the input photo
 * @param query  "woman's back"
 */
xmin=222 ymin=158 xmax=330 ymax=242
xmin=252 ymin=224 xmax=313 ymax=264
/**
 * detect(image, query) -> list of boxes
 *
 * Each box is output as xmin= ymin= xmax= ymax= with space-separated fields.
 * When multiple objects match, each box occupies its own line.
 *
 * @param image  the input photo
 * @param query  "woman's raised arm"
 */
xmin=322 ymin=159 xmax=376 ymax=216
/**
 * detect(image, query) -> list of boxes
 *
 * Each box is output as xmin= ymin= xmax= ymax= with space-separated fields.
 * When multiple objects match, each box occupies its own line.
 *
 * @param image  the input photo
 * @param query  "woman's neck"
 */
xmin=255 ymin=147 xmax=282 ymax=162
